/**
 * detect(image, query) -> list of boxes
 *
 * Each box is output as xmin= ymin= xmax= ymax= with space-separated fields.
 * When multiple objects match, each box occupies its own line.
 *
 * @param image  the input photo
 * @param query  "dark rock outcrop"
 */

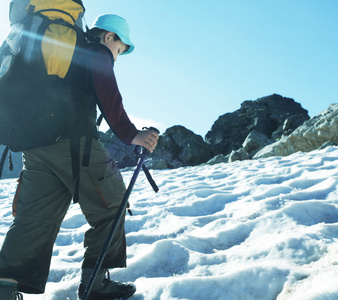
xmin=99 ymin=125 xmax=214 ymax=170
xmin=205 ymin=94 xmax=310 ymax=158
xmin=149 ymin=125 xmax=213 ymax=169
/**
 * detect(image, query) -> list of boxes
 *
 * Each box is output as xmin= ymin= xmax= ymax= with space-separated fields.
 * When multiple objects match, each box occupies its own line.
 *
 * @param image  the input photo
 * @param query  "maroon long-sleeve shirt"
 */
xmin=90 ymin=44 xmax=139 ymax=145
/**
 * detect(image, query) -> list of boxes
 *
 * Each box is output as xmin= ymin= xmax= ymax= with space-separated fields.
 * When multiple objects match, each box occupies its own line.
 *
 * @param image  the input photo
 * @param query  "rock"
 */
xmin=144 ymin=158 xmax=168 ymax=170
xmin=242 ymin=130 xmax=273 ymax=154
xmin=151 ymin=125 xmax=213 ymax=168
xmin=98 ymin=131 xmax=137 ymax=168
xmin=272 ymin=114 xmax=310 ymax=140
xmin=223 ymin=130 xmax=274 ymax=163
xmin=206 ymin=154 xmax=229 ymax=165
xmin=228 ymin=148 xmax=249 ymax=162
xmin=318 ymin=141 xmax=337 ymax=150
xmin=254 ymin=104 xmax=338 ymax=158
xmin=282 ymin=114 xmax=310 ymax=135
xmin=205 ymin=94 xmax=309 ymax=156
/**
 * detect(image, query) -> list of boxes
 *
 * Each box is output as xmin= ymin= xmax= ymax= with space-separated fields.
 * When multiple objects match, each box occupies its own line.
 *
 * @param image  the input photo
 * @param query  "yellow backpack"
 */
xmin=0 ymin=0 xmax=87 ymax=151
xmin=0 ymin=0 xmax=92 ymax=203
xmin=21 ymin=0 xmax=85 ymax=78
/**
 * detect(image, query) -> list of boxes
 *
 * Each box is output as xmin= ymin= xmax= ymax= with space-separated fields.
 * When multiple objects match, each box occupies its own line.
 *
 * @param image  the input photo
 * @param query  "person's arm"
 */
xmin=90 ymin=45 xmax=139 ymax=145
xmin=90 ymin=45 xmax=159 ymax=152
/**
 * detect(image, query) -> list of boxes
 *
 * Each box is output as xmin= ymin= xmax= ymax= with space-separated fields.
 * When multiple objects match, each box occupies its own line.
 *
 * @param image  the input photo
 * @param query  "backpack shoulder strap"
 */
xmin=0 ymin=146 xmax=10 ymax=179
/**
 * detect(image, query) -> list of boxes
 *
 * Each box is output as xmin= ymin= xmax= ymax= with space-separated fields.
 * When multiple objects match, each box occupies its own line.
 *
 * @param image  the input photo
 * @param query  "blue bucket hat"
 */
xmin=90 ymin=14 xmax=135 ymax=55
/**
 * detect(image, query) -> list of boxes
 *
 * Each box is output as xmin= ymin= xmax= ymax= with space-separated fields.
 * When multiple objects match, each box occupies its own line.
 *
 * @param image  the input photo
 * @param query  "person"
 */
xmin=0 ymin=13 xmax=158 ymax=300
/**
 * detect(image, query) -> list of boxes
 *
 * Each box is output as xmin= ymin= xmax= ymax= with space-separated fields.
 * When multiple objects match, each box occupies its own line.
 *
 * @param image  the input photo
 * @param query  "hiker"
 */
xmin=0 ymin=12 xmax=159 ymax=300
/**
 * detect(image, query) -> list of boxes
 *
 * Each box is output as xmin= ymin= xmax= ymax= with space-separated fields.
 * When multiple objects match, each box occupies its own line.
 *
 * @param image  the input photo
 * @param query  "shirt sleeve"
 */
xmin=89 ymin=45 xmax=139 ymax=145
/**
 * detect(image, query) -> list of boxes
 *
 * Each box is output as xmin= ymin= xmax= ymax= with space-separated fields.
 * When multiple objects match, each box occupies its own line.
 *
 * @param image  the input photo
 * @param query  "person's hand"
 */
xmin=131 ymin=129 xmax=159 ymax=152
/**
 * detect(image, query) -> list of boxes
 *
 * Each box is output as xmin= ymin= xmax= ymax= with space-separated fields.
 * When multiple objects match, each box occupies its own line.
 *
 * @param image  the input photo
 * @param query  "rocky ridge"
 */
xmin=254 ymin=103 xmax=338 ymax=159
xmin=1 ymin=94 xmax=337 ymax=178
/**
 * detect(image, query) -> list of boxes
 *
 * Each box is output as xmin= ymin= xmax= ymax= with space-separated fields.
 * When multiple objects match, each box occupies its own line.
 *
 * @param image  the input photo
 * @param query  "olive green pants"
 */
xmin=0 ymin=138 xmax=127 ymax=294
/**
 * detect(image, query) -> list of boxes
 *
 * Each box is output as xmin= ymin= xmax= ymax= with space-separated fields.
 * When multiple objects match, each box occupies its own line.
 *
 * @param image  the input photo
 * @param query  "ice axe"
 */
xmin=81 ymin=127 xmax=160 ymax=300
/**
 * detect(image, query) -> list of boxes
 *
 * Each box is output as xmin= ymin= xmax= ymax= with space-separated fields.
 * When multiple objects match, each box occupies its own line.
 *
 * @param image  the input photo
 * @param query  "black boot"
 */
xmin=78 ymin=268 xmax=136 ymax=300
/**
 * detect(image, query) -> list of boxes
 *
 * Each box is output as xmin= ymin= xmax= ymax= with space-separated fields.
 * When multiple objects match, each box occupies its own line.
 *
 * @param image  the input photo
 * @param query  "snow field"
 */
xmin=0 ymin=146 xmax=338 ymax=299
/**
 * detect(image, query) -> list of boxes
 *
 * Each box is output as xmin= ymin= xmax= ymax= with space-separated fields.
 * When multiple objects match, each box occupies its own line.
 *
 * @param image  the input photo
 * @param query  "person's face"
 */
xmin=102 ymin=32 xmax=127 ymax=61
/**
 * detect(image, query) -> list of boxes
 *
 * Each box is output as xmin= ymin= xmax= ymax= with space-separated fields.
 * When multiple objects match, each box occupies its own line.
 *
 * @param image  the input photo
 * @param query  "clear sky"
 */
xmin=0 ymin=0 xmax=337 ymax=137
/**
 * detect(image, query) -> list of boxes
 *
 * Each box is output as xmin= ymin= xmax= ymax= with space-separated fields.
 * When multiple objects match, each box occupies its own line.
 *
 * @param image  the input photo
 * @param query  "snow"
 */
xmin=1 ymin=146 xmax=338 ymax=300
